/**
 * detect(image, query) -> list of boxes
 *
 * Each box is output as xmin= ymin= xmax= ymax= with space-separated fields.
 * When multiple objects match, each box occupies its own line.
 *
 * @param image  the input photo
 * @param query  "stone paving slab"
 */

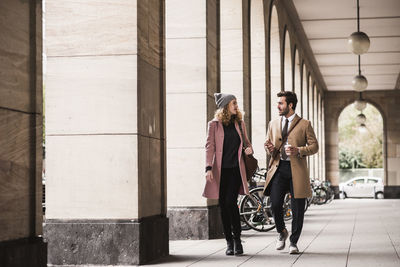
xmin=147 ymin=199 xmax=400 ymax=267
xmin=51 ymin=199 xmax=400 ymax=266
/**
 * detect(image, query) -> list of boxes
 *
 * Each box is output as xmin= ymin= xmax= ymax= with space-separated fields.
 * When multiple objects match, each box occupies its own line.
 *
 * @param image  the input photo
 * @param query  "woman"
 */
xmin=203 ymin=93 xmax=253 ymax=256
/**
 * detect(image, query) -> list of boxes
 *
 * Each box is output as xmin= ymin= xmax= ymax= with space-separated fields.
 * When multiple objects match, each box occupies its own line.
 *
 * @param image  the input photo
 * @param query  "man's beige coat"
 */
xmin=263 ymin=114 xmax=319 ymax=198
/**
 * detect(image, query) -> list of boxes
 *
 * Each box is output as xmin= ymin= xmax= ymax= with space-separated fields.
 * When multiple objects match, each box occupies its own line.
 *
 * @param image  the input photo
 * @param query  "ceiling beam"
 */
xmin=309 ymin=36 xmax=400 ymax=41
xmin=300 ymin=16 xmax=400 ymax=22
xmin=318 ymin=63 xmax=400 ymax=67
xmin=314 ymin=51 xmax=400 ymax=56
xmin=282 ymin=0 xmax=327 ymax=91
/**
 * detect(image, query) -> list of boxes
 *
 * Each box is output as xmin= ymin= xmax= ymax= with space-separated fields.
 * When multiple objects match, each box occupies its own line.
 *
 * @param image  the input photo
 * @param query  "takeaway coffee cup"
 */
xmin=284 ymin=144 xmax=292 ymax=155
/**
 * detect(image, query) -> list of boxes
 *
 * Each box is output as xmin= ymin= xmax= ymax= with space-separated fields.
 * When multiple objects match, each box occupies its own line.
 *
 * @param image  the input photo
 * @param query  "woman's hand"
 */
xmin=206 ymin=170 xmax=213 ymax=182
xmin=244 ymin=147 xmax=253 ymax=155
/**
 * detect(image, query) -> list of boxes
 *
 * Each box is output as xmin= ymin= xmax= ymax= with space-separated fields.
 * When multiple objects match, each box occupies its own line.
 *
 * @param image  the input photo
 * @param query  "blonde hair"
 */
xmin=214 ymin=106 xmax=243 ymax=126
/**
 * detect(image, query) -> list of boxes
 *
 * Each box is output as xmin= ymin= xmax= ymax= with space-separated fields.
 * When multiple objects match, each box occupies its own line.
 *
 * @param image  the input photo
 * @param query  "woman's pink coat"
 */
xmin=202 ymin=118 xmax=252 ymax=199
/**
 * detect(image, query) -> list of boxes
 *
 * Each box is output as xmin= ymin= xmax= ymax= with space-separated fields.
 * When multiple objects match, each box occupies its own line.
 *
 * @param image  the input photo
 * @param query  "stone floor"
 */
xmin=147 ymin=199 xmax=400 ymax=267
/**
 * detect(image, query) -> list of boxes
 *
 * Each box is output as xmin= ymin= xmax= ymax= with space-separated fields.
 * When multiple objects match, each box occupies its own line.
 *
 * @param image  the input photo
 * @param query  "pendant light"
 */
xmin=352 ymin=56 xmax=368 ymax=91
xmin=356 ymin=112 xmax=366 ymax=125
xmin=354 ymin=92 xmax=367 ymax=111
xmin=347 ymin=0 xmax=370 ymax=55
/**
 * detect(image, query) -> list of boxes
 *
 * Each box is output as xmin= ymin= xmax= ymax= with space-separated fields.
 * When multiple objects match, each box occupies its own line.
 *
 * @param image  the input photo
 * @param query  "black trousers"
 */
xmin=219 ymin=167 xmax=242 ymax=241
xmin=270 ymin=160 xmax=305 ymax=245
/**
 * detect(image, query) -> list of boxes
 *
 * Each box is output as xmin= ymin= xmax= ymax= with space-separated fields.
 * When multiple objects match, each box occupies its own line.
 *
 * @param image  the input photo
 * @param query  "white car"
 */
xmin=339 ymin=177 xmax=384 ymax=199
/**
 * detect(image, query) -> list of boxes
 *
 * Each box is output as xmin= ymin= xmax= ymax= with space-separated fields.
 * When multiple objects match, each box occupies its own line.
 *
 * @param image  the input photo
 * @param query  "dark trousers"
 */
xmin=270 ymin=160 xmax=305 ymax=245
xmin=219 ymin=167 xmax=242 ymax=241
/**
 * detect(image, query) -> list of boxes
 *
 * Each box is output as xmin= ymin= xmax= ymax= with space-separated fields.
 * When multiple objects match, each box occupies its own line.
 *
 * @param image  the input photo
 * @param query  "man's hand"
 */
xmin=264 ymin=139 xmax=275 ymax=154
xmin=285 ymin=145 xmax=299 ymax=156
xmin=206 ymin=170 xmax=213 ymax=182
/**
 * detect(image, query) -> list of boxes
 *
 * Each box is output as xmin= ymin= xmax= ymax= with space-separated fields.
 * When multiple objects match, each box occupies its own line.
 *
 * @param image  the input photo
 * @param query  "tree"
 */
xmin=338 ymin=103 xmax=383 ymax=169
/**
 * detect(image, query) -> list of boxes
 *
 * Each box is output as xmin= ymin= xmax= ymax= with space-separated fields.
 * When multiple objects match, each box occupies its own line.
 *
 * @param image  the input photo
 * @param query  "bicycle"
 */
xmin=239 ymin=186 xmax=276 ymax=232
xmin=323 ymin=181 xmax=335 ymax=204
xmin=304 ymin=188 xmax=313 ymax=212
xmin=238 ymin=167 xmax=301 ymax=231
xmin=237 ymin=168 xmax=276 ymax=231
xmin=311 ymin=179 xmax=328 ymax=205
xmin=237 ymin=168 xmax=267 ymax=231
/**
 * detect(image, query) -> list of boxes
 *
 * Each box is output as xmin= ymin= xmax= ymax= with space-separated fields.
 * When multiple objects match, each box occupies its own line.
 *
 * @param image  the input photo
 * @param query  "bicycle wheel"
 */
xmin=325 ymin=187 xmax=334 ymax=204
xmin=314 ymin=187 xmax=328 ymax=205
xmin=283 ymin=193 xmax=292 ymax=221
xmin=239 ymin=187 xmax=275 ymax=232
xmin=237 ymin=195 xmax=251 ymax=231
xmin=304 ymin=196 xmax=312 ymax=212
xmin=240 ymin=218 xmax=251 ymax=231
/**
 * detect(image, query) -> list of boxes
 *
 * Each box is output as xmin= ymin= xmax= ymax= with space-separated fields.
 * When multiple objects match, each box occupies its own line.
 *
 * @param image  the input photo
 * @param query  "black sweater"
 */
xmin=222 ymin=122 xmax=241 ymax=168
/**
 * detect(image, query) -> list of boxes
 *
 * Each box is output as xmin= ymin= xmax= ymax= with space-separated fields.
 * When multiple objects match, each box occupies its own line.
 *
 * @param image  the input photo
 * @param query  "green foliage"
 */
xmin=339 ymin=149 xmax=365 ymax=169
xmin=338 ymin=103 xmax=383 ymax=169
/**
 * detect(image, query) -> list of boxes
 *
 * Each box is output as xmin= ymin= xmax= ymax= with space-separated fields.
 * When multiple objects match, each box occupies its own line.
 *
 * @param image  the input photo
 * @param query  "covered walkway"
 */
xmin=150 ymin=199 xmax=400 ymax=267
xmin=2 ymin=0 xmax=400 ymax=265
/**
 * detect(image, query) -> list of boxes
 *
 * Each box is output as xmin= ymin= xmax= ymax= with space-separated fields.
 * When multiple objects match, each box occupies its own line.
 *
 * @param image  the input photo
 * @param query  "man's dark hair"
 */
xmin=277 ymin=91 xmax=297 ymax=110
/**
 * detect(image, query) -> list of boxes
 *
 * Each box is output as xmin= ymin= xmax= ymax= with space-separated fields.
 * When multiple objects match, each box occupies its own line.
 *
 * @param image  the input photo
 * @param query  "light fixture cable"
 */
xmin=357 ymin=0 xmax=360 ymax=32
xmin=357 ymin=0 xmax=361 ymax=76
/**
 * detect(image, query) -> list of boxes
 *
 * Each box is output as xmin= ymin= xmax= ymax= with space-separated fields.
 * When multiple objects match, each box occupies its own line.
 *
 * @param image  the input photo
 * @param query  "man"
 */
xmin=263 ymin=91 xmax=318 ymax=254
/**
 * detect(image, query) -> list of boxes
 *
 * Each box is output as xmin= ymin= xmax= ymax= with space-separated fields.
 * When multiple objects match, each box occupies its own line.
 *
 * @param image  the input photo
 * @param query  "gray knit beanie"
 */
xmin=214 ymin=93 xmax=236 ymax=109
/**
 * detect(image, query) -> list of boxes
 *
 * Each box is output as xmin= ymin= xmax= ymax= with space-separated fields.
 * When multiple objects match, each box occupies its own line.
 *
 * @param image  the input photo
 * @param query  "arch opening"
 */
xmin=338 ymin=103 xmax=384 ymax=197
xmin=269 ymin=5 xmax=281 ymax=119
xmin=283 ymin=28 xmax=292 ymax=92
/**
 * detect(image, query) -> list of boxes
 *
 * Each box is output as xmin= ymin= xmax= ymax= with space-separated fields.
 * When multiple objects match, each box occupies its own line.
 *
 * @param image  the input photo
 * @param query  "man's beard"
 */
xmin=279 ymin=106 xmax=289 ymax=116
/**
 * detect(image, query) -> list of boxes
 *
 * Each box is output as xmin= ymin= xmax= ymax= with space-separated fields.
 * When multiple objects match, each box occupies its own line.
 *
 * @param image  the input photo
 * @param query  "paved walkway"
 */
xmin=149 ymin=199 xmax=400 ymax=267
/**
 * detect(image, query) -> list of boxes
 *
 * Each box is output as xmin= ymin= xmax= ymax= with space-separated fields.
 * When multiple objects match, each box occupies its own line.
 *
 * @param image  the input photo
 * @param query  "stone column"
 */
xmin=309 ymin=83 xmax=315 ymax=178
xmin=321 ymin=96 xmax=324 ymax=180
xmin=383 ymin=92 xmax=400 ymax=197
xmin=166 ymin=0 xmax=223 ymax=240
xmin=44 ymin=1 xmax=167 ymax=265
xmin=250 ymin=0 xmax=267 ymax=168
xmin=242 ymin=0 xmax=252 ymax=128
xmin=316 ymin=90 xmax=320 ymax=179
xmin=325 ymin=93 xmax=342 ymax=187
xmin=294 ymin=51 xmax=302 ymax=114
xmin=313 ymin=85 xmax=318 ymax=179
xmin=0 ymin=0 xmax=46 ymax=266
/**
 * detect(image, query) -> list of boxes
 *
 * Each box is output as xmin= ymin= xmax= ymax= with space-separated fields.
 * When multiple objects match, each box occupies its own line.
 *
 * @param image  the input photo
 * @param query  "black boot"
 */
xmin=226 ymin=239 xmax=234 ymax=256
xmin=234 ymin=238 xmax=243 ymax=255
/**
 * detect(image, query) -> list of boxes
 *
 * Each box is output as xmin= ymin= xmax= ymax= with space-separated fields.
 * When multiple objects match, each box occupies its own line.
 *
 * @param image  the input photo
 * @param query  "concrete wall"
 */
xmin=325 ymin=90 xmax=400 ymax=196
